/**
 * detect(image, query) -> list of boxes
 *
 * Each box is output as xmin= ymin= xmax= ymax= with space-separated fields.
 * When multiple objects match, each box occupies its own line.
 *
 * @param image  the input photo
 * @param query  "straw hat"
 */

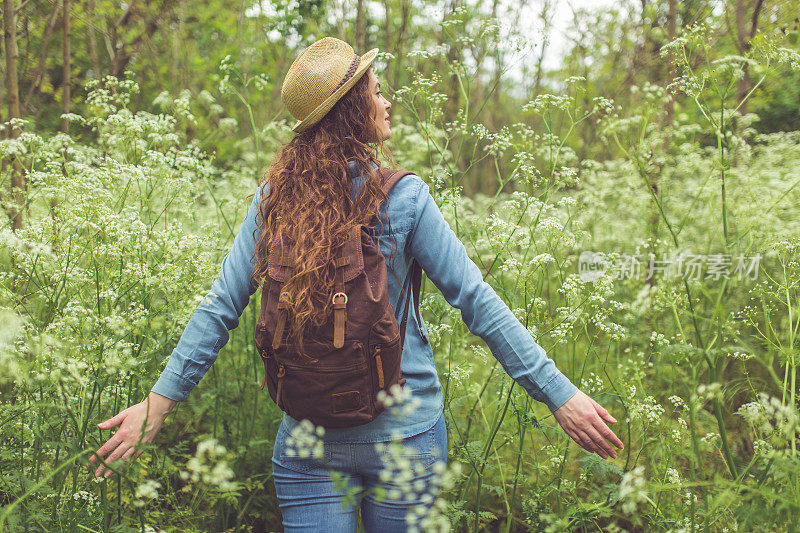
xmin=281 ymin=37 xmax=379 ymax=133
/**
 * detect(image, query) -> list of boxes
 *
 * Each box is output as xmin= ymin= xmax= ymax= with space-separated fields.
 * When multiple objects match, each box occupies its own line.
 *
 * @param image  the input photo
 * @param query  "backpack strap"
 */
xmin=332 ymin=250 xmax=349 ymax=349
xmin=377 ymin=167 xmax=429 ymax=348
xmin=398 ymin=258 xmax=427 ymax=348
xmin=379 ymin=167 xmax=413 ymax=196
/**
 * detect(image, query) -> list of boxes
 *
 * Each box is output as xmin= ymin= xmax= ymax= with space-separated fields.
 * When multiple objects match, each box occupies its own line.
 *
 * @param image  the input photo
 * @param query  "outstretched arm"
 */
xmin=89 ymin=184 xmax=268 ymax=478
xmin=150 ymin=183 xmax=267 ymax=401
xmin=406 ymin=177 xmax=576 ymax=412
xmin=406 ymin=177 xmax=622 ymax=459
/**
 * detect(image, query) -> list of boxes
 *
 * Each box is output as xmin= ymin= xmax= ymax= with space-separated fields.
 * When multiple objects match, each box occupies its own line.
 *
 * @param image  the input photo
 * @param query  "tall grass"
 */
xmin=2 ymin=14 xmax=800 ymax=533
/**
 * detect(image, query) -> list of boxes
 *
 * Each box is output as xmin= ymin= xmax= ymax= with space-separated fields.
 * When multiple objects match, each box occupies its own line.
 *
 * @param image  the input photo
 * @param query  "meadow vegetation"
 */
xmin=1 ymin=1 xmax=800 ymax=531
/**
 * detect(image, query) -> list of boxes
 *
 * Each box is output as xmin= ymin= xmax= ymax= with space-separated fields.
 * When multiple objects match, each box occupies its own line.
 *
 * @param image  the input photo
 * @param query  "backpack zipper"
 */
xmin=277 ymin=359 xmax=366 ymax=372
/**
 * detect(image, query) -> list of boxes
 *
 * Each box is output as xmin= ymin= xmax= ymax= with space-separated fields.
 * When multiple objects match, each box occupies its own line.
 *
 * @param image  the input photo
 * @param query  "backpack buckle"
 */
xmin=332 ymin=291 xmax=347 ymax=348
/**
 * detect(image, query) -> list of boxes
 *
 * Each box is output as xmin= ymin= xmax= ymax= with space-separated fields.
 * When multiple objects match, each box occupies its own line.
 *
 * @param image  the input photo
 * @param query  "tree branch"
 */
xmin=22 ymin=0 xmax=61 ymax=113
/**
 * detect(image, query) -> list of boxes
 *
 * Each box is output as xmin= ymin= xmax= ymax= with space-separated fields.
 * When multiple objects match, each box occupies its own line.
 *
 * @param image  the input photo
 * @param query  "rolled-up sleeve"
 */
xmin=406 ymin=178 xmax=578 ymax=413
xmin=150 ymin=184 xmax=267 ymax=402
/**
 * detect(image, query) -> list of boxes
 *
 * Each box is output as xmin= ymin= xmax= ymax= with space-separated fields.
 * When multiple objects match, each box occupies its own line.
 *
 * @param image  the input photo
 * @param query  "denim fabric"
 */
xmin=150 ymin=159 xmax=578 ymax=442
xmin=271 ymin=411 xmax=447 ymax=532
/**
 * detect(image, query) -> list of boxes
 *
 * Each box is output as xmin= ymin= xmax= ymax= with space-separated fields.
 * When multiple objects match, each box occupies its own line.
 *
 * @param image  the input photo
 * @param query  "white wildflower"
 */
xmin=618 ymin=466 xmax=648 ymax=514
xmin=133 ymin=479 xmax=161 ymax=507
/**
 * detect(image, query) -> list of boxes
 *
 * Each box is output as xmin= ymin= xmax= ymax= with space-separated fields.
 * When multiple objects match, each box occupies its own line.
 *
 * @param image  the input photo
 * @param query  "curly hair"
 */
xmin=252 ymin=66 xmax=401 ymax=357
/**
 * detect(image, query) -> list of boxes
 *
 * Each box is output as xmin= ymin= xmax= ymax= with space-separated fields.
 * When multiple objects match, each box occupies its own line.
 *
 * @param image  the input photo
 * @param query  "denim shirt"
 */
xmin=151 ymin=160 xmax=578 ymax=442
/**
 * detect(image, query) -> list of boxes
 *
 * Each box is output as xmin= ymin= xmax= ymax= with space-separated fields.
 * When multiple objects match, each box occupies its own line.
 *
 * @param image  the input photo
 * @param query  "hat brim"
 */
xmin=292 ymin=48 xmax=380 ymax=133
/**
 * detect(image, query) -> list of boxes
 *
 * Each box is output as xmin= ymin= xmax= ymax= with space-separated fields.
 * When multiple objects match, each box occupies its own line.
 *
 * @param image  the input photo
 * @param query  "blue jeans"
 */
xmin=272 ymin=412 xmax=447 ymax=532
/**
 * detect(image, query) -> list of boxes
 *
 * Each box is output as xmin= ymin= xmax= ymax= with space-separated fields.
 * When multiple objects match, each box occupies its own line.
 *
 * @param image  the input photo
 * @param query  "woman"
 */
xmin=90 ymin=37 xmax=623 ymax=531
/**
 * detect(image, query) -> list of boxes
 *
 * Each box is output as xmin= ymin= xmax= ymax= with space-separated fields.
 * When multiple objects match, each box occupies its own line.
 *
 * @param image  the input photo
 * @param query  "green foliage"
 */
xmin=3 ymin=1 xmax=800 ymax=531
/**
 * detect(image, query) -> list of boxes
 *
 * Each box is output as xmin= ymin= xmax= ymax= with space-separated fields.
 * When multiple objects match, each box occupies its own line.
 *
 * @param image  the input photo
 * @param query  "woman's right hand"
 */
xmin=89 ymin=392 xmax=178 ymax=478
xmin=553 ymin=389 xmax=624 ymax=460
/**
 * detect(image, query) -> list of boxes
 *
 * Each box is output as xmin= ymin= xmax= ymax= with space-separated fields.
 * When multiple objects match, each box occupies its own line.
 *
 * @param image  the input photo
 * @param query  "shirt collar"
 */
xmin=348 ymin=159 xmax=380 ymax=199
xmin=347 ymin=158 xmax=379 ymax=177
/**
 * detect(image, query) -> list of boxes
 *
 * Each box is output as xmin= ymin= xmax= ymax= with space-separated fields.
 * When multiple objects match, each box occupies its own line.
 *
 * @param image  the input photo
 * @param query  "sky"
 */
xmin=517 ymin=0 xmax=618 ymax=71
xmin=406 ymin=0 xmax=619 ymax=97
xmin=247 ymin=0 xmax=619 ymax=91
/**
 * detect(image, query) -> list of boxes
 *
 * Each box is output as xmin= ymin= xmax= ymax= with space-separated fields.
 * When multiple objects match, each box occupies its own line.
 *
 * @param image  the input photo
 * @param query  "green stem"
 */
xmin=473 ymin=382 xmax=515 ymax=533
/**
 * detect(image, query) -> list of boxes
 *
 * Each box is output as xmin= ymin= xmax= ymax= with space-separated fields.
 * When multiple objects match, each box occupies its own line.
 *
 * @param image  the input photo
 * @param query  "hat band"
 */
xmin=334 ymin=54 xmax=362 ymax=91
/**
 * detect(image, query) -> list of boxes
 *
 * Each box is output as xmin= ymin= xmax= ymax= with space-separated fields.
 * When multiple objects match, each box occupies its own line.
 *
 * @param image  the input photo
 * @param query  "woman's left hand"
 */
xmin=553 ymin=389 xmax=624 ymax=459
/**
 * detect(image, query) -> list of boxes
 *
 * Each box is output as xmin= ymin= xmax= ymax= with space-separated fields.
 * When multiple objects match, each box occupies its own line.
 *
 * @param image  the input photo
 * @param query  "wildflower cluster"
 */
xmin=373 ymin=441 xmax=442 ymax=504
xmin=377 ymin=383 xmax=423 ymax=417
xmin=728 ymin=351 xmax=755 ymax=361
xmin=522 ymin=94 xmax=575 ymax=114
xmin=442 ymin=362 xmax=473 ymax=389
xmin=85 ymin=74 xmax=140 ymax=114
xmin=579 ymin=372 xmax=605 ymax=395
xmin=628 ymin=394 xmax=665 ymax=426
xmin=284 ymin=419 xmax=326 ymax=459
xmin=592 ymin=96 xmax=616 ymax=115
xmin=469 ymin=344 xmax=490 ymax=363
xmin=630 ymin=82 xmax=668 ymax=104
xmin=179 ymin=438 xmax=238 ymax=492
xmin=485 ymin=212 xmax=521 ymax=250
xmin=405 ymin=462 xmax=464 ymax=532
xmin=736 ymin=392 xmax=800 ymax=454
xmin=700 ymin=431 xmax=721 ymax=449
xmin=134 ymin=479 xmax=162 ymax=507
xmin=71 ymin=489 xmax=100 ymax=511
xmin=618 ymin=466 xmax=648 ymax=514
xmin=695 ymin=382 xmax=723 ymax=402
xmin=509 ymin=150 xmax=544 ymax=186
xmin=668 ymin=395 xmax=687 ymax=411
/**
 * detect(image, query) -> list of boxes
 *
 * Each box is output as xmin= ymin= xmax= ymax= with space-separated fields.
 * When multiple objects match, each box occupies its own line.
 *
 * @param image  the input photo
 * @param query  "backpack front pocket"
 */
xmin=277 ymin=340 xmax=380 ymax=428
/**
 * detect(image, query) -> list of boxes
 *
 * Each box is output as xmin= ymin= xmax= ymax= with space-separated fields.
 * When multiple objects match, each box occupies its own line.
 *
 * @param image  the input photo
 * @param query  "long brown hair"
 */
xmin=252 ymin=66 xmax=400 ymax=356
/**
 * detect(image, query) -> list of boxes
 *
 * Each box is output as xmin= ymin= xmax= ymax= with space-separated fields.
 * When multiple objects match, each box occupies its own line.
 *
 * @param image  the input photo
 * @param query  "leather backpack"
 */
xmin=254 ymin=167 xmax=428 ymax=429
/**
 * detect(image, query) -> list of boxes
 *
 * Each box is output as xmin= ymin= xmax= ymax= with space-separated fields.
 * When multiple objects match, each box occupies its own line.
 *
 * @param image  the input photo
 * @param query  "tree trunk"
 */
xmin=381 ymin=0 xmax=411 ymax=89
xmin=356 ymin=0 xmax=365 ymax=52
xmin=394 ymin=0 xmax=410 ymax=87
xmin=441 ymin=0 xmax=462 ymax=126
xmin=735 ymin=0 xmax=764 ymax=114
xmin=335 ymin=0 xmax=346 ymax=40
xmin=382 ymin=0 xmax=392 ymax=79
xmin=664 ymin=0 xmax=677 ymax=132
xmin=735 ymin=0 xmax=749 ymax=112
xmin=109 ymin=0 xmax=174 ymax=78
xmin=3 ymin=0 xmax=24 ymax=231
xmin=87 ymin=0 xmax=100 ymax=79
xmin=486 ymin=0 xmax=501 ymax=132
xmin=532 ymin=0 xmax=553 ymax=98
xmin=439 ymin=0 xmax=467 ymax=190
xmin=0 ymin=19 xmax=5 ymax=211
xmin=61 ymin=0 xmax=71 ymax=134
xmin=53 ymin=0 xmax=70 ymax=242
xmin=22 ymin=1 xmax=61 ymax=113
xmin=0 ymin=28 xmax=4 ymax=128
xmin=170 ymin=1 xmax=183 ymax=95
